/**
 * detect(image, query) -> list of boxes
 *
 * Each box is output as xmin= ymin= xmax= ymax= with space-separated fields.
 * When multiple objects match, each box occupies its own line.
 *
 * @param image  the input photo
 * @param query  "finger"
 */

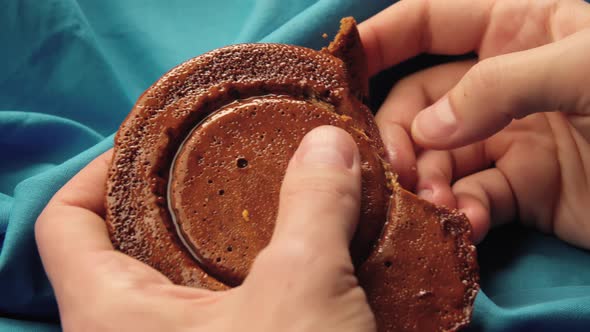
xmin=245 ymin=125 xmax=361 ymax=300
xmin=414 ymin=140 xmax=492 ymax=205
xmin=414 ymin=150 xmax=456 ymax=209
xmin=377 ymin=123 xmax=417 ymax=190
xmin=36 ymin=150 xmax=114 ymax=258
xmin=358 ymin=0 xmax=492 ymax=76
xmin=271 ymin=125 xmax=361 ymax=255
xmin=412 ymin=29 xmax=590 ymax=149
xmin=36 ymin=150 xmax=115 ymax=286
xmin=35 ymin=150 xmax=157 ymax=290
xmin=451 ymin=168 xmax=517 ymax=243
xmin=53 ymin=149 xmax=113 ymax=216
xmin=359 ymin=0 xmax=590 ymax=76
xmin=375 ymin=60 xmax=475 ymax=189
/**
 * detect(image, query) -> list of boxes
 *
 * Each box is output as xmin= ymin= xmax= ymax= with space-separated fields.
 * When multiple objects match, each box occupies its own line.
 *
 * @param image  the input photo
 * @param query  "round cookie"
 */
xmin=169 ymin=95 xmax=390 ymax=286
xmin=106 ymin=17 xmax=479 ymax=332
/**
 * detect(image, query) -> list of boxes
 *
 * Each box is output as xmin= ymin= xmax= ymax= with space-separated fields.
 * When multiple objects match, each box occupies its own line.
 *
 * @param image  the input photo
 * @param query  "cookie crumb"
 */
xmin=242 ymin=209 xmax=250 ymax=222
xmin=322 ymin=33 xmax=328 ymax=39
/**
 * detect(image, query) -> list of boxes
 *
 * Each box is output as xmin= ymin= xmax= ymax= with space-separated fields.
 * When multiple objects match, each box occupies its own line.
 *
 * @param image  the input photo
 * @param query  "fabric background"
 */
xmin=1 ymin=0 xmax=589 ymax=331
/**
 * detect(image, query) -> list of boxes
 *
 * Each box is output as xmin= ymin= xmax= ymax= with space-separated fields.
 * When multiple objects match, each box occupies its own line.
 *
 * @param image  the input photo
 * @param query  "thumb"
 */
xmin=246 ymin=125 xmax=361 ymax=288
xmin=240 ymin=126 xmax=373 ymax=331
xmin=411 ymin=29 xmax=590 ymax=149
xmin=272 ymin=125 xmax=361 ymax=261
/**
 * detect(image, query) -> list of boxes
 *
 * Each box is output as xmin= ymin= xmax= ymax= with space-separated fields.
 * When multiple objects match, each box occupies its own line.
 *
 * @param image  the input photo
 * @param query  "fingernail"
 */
xmin=413 ymin=97 xmax=457 ymax=140
xmin=417 ymin=188 xmax=433 ymax=201
xmin=296 ymin=126 xmax=356 ymax=169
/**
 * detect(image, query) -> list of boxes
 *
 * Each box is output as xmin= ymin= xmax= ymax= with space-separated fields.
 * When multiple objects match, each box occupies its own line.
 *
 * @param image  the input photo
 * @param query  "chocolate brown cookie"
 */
xmin=106 ymin=17 xmax=479 ymax=331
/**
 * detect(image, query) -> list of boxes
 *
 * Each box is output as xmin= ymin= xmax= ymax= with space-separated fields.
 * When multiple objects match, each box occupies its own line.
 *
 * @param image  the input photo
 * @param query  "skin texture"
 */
xmin=359 ymin=0 xmax=590 ymax=247
xmin=36 ymin=126 xmax=376 ymax=332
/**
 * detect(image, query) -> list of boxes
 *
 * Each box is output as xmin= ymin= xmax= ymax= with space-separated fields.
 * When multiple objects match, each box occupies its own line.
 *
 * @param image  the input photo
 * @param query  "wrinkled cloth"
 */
xmin=1 ymin=1 xmax=590 ymax=331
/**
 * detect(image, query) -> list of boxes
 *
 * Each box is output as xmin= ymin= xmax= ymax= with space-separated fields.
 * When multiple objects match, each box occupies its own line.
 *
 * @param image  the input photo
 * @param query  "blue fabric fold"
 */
xmin=1 ymin=1 xmax=589 ymax=331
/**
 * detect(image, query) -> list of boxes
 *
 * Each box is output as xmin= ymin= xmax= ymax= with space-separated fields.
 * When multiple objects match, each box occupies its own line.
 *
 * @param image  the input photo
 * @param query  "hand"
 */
xmin=35 ymin=126 xmax=375 ymax=332
xmin=359 ymin=0 xmax=590 ymax=248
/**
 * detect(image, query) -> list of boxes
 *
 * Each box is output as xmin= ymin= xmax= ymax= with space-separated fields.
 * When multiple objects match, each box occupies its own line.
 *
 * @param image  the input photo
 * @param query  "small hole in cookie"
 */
xmin=227 ymin=246 xmax=233 ymax=252
xmin=237 ymin=158 xmax=248 ymax=168
xmin=218 ymin=189 xmax=225 ymax=195
xmin=384 ymin=261 xmax=392 ymax=268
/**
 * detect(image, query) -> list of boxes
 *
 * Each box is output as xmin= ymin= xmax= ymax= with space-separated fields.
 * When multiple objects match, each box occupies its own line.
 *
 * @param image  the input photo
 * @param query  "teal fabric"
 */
xmin=1 ymin=1 xmax=589 ymax=331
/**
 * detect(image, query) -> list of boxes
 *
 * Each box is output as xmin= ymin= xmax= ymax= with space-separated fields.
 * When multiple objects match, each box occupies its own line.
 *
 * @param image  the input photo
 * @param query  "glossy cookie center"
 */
xmin=169 ymin=95 xmax=384 ymax=286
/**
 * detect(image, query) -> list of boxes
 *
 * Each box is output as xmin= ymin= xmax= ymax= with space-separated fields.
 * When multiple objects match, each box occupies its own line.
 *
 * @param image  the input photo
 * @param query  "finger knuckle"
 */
xmin=451 ymin=175 xmax=471 ymax=191
xmin=395 ymin=72 xmax=424 ymax=91
xmin=34 ymin=206 xmax=59 ymax=244
xmin=451 ymin=175 xmax=486 ymax=197
xmin=282 ymin=172 xmax=359 ymax=208
xmin=254 ymin=241 xmax=320 ymax=275
xmin=466 ymin=57 xmax=506 ymax=92
xmin=34 ymin=213 xmax=48 ymax=240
